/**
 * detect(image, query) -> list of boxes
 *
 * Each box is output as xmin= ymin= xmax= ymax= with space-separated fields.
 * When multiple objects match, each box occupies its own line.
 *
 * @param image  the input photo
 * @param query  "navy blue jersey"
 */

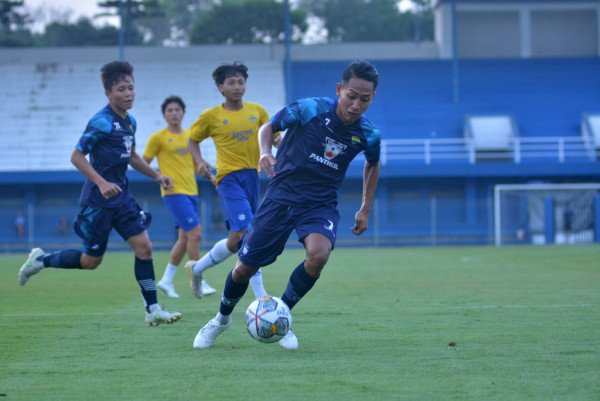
xmin=265 ymin=97 xmax=381 ymax=206
xmin=76 ymin=105 xmax=137 ymax=208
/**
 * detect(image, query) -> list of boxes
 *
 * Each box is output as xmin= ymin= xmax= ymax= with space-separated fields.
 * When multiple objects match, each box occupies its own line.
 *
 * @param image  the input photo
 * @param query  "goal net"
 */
xmin=494 ymin=183 xmax=600 ymax=246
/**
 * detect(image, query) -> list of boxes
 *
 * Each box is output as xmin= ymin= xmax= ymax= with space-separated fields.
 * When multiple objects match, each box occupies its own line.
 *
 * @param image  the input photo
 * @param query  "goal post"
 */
xmin=494 ymin=183 xmax=600 ymax=246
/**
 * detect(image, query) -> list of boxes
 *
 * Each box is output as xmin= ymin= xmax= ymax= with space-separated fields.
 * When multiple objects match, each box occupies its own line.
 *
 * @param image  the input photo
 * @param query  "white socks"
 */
xmin=249 ymin=268 xmax=267 ymax=299
xmin=161 ymin=263 xmax=178 ymax=284
xmin=195 ymin=238 xmax=268 ymax=299
xmin=193 ymin=238 xmax=233 ymax=276
xmin=215 ymin=312 xmax=231 ymax=325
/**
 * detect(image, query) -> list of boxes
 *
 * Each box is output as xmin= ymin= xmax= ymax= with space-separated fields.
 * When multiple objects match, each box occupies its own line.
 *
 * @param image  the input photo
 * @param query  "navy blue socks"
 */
xmin=43 ymin=249 xmax=83 ymax=269
xmin=282 ymin=261 xmax=318 ymax=311
xmin=219 ymin=270 xmax=249 ymax=316
xmin=134 ymin=257 xmax=157 ymax=312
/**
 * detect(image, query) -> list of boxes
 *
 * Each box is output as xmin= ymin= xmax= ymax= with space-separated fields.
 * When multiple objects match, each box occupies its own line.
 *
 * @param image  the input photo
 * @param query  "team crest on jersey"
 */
xmin=323 ymin=137 xmax=346 ymax=160
xmin=249 ymin=115 xmax=256 ymax=122
xmin=121 ymin=135 xmax=134 ymax=158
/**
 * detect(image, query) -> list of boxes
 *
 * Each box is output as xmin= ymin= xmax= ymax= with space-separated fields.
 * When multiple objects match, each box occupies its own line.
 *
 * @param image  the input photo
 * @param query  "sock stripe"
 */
xmin=138 ymin=279 xmax=156 ymax=291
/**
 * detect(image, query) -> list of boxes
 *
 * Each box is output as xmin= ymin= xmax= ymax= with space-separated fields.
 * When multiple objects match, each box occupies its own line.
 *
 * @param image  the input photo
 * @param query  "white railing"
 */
xmin=0 ymin=136 xmax=597 ymax=172
xmin=379 ymin=136 xmax=598 ymax=165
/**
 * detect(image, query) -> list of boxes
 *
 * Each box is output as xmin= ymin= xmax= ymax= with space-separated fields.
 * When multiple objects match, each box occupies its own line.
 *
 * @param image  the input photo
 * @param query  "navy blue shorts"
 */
xmin=238 ymin=198 xmax=340 ymax=268
xmin=163 ymin=194 xmax=199 ymax=232
xmin=74 ymin=196 xmax=152 ymax=257
xmin=218 ymin=169 xmax=259 ymax=232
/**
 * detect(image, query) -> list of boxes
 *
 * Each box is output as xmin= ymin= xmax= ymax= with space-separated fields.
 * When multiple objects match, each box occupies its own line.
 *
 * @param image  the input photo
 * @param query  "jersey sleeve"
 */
xmin=76 ymin=115 xmax=112 ymax=154
xmin=362 ymin=121 xmax=381 ymax=165
xmin=143 ymin=131 xmax=161 ymax=160
xmin=189 ymin=111 xmax=212 ymax=143
xmin=271 ymin=98 xmax=331 ymax=132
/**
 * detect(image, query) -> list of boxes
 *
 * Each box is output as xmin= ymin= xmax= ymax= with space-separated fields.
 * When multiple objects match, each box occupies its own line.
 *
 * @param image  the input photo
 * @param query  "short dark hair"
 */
xmin=212 ymin=61 xmax=248 ymax=86
xmin=341 ymin=60 xmax=380 ymax=90
xmin=100 ymin=60 xmax=134 ymax=91
xmin=161 ymin=95 xmax=186 ymax=114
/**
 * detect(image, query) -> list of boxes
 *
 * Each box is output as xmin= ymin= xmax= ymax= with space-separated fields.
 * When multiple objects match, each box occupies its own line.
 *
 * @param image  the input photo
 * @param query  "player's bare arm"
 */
xmin=130 ymin=150 xmax=173 ymax=191
xmin=258 ymin=121 xmax=277 ymax=178
xmin=351 ymin=160 xmax=380 ymax=236
xmin=187 ymin=137 xmax=216 ymax=186
xmin=71 ymin=148 xmax=122 ymax=199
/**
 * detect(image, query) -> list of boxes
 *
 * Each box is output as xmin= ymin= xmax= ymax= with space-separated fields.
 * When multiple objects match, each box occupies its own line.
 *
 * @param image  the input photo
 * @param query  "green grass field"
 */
xmin=1 ymin=245 xmax=599 ymax=401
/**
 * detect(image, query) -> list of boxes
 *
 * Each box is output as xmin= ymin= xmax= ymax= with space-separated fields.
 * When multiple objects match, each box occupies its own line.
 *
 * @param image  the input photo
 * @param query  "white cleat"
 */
xmin=201 ymin=279 xmax=217 ymax=296
xmin=193 ymin=317 xmax=231 ymax=348
xmin=184 ymin=260 xmax=203 ymax=299
xmin=279 ymin=329 xmax=298 ymax=350
xmin=145 ymin=304 xmax=182 ymax=326
xmin=18 ymin=248 xmax=45 ymax=286
xmin=158 ymin=280 xmax=180 ymax=298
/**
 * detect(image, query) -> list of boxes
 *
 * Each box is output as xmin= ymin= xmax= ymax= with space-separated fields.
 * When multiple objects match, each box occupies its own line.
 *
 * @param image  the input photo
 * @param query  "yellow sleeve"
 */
xmin=189 ymin=109 xmax=213 ymax=143
xmin=143 ymin=131 xmax=163 ymax=161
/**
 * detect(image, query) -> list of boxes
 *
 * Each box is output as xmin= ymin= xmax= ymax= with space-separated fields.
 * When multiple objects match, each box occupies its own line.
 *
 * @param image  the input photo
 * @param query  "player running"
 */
xmin=192 ymin=60 xmax=381 ymax=349
xmin=143 ymin=95 xmax=216 ymax=299
xmin=186 ymin=62 xmax=278 ymax=299
xmin=18 ymin=61 xmax=181 ymax=326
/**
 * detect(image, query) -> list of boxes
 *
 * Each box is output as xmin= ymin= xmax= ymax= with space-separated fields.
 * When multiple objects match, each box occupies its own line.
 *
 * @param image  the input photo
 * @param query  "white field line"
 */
xmin=0 ymin=304 xmax=596 ymax=318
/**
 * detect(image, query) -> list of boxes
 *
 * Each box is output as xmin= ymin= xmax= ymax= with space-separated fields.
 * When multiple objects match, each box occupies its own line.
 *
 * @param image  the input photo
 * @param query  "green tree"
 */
xmin=297 ymin=0 xmax=433 ymax=42
xmin=97 ymin=0 xmax=162 ymax=45
xmin=0 ymin=0 xmax=34 ymax=46
xmin=190 ymin=0 xmax=308 ymax=45
xmin=41 ymin=17 xmax=120 ymax=46
xmin=152 ymin=0 xmax=212 ymax=45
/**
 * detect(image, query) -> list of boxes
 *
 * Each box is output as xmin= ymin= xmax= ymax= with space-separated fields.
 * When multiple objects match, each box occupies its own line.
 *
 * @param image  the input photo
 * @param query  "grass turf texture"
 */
xmin=1 ymin=245 xmax=598 ymax=400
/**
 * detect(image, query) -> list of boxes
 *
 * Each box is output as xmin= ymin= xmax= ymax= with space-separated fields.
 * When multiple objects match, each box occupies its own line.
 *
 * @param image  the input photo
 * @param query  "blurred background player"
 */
xmin=186 ymin=61 xmax=279 ymax=299
xmin=143 ymin=95 xmax=216 ymax=298
xmin=192 ymin=60 xmax=381 ymax=349
xmin=18 ymin=60 xmax=181 ymax=326
xmin=54 ymin=215 xmax=69 ymax=237
xmin=14 ymin=211 xmax=26 ymax=241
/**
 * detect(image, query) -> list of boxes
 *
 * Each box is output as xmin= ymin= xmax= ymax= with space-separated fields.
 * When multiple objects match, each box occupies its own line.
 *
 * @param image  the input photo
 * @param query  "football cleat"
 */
xmin=18 ymin=248 xmax=45 ymax=286
xmin=158 ymin=280 xmax=180 ymax=298
xmin=184 ymin=260 xmax=203 ymax=299
xmin=279 ymin=329 xmax=298 ymax=350
xmin=145 ymin=305 xmax=182 ymax=326
xmin=193 ymin=317 xmax=231 ymax=348
xmin=201 ymin=279 xmax=217 ymax=296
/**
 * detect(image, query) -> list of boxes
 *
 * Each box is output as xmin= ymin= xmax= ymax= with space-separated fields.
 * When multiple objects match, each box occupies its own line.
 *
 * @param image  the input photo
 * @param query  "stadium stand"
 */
xmin=0 ymin=59 xmax=284 ymax=171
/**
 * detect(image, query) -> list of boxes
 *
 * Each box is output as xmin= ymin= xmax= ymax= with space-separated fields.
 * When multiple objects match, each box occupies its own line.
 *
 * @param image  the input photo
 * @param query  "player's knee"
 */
xmin=81 ymin=255 xmax=102 ymax=270
xmin=306 ymin=248 xmax=330 ymax=270
xmin=232 ymin=263 xmax=256 ymax=283
xmin=135 ymin=241 xmax=153 ymax=259
xmin=186 ymin=229 xmax=201 ymax=244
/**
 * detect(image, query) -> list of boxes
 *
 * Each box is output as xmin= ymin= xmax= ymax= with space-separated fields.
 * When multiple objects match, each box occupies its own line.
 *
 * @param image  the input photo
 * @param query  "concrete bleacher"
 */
xmin=0 ymin=57 xmax=285 ymax=172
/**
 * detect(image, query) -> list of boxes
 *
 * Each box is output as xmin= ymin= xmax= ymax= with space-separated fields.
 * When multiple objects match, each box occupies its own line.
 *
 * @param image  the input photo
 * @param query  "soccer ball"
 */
xmin=245 ymin=296 xmax=292 ymax=343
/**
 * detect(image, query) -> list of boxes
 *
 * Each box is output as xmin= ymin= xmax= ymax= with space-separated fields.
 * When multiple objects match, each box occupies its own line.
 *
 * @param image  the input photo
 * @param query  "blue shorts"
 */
xmin=74 ymin=196 xmax=152 ymax=257
xmin=238 ymin=198 xmax=340 ymax=268
xmin=218 ymin=169 xmax=259 ymax=232
xmin=163 ymin=194 xmax=199 ymax=232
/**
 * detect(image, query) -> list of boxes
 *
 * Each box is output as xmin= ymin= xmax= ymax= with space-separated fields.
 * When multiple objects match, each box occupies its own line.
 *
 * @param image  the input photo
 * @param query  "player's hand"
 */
xmin=157 ymin=174 xmax=173 ymax=191
xmin=209 ymin=174 xmax=217 ymax=190
xmin=98 ymin=181 xmax=122 ymax=199
xmin=196 ymin=160 xmax=214 ymax=180
xmin=351 ymin=210 xmax=369 ymax=236
xmin=259 ymin=154 xmax=277 ymax=178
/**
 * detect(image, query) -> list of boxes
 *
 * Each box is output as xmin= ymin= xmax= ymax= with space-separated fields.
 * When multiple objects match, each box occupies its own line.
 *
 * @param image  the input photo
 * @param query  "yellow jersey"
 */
xmin=143 ymin=128 xmax=198 ymax=197
xmin=189 ymin=102 xmax=270 ymax=184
